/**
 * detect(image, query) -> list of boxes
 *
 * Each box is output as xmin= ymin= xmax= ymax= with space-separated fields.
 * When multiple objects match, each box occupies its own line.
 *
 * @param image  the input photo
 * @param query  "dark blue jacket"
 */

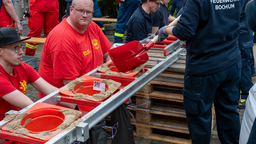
xmin=152 ymin=3 xmax=169 ymax=29
xmin=246 ymin=0 xmax=256 ymax=31
xmin=125 ymin=5 xmax=152 ymax=43
xmin=169 ymin=0 xmax=186 ymax=16
xmin=238 ymin=11 xmax=254 ymax=47
xmin=173 ymin=0 xmax=249 ymax=76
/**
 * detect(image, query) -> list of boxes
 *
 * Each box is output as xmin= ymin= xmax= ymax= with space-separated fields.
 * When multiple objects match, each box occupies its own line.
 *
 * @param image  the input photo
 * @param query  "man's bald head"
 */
xmin=69 ymin=0 xmax=94 ymax=33
xmin=72 ymin=0 xmax=94 ymax=8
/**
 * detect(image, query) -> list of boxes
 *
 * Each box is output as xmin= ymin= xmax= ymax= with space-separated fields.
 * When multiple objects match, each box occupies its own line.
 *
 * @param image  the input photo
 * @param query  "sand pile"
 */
xmin=97 ymin=61 xmax=145 ymax=76
xmin=66 ymin=78 xmax=121 ymax=101
xmin=3 ymin=109 xmax=82 ymax=140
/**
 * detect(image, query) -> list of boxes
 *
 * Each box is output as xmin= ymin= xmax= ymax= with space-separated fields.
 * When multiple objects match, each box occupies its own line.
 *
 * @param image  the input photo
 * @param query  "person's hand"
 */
xmin=168 ymin=15 xmax=175 ymax=24
xmin=156 ymin=26 xmax=168 ymax=42
xmin=16 ymin=22 xmax=23 ymax=35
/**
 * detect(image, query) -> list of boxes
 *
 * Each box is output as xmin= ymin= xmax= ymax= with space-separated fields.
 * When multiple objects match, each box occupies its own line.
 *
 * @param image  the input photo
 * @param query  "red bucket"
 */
xmin=21 ymin=109 xmax=65 ymax=134
xmin=73 ymin=81 xmax=108 ymax=95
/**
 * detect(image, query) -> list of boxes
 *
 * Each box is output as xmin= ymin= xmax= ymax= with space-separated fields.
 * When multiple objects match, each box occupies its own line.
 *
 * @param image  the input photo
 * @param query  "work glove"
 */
xmin=156 ymin=26 xmax=169 ymax=42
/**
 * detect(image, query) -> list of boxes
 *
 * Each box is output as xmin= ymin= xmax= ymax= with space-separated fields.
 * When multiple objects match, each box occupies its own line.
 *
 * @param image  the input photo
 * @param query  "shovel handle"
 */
xmin=144 ymin=15 xmax=181 ymax=50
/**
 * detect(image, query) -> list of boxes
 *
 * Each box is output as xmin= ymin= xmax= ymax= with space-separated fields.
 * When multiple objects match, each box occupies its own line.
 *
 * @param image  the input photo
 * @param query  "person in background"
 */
xmin=65 ymin=0 xmax=106 ymax=34
xmin=237 ymin=11 xmax=254 ymax=109
xmin=65 ymin=0 xmax=73 ymax=16
xmin=114 ymin=0 xmax=141 ymax=43
xmin=168 ymin=0 xmax=184 ymax=21
xmin=25 ymin=0 xmax=59 ymax=56
xmin=0 ymin=0 xmax=23 ymax=35
xmin=246 ymin=0 xmax=256 ymax=32
xmin=92 ymin=0 xmax=106 ymax=34
xmin=0 ymin=27 xmax=58 ymax=144
xmin=169 ymin=0 xmax=185 ymax=16
xmin=168 ymin=0 xmax=185 ymax=24
xmin=125 ymin=0 xmax=161 ymax=43
xmin=246 ymin=1 xmax=256 ymax=77
xmin=151 ymin=0 xmax=169 ymax=34
xmin=157 ymin=0 xmax=250 ymax=143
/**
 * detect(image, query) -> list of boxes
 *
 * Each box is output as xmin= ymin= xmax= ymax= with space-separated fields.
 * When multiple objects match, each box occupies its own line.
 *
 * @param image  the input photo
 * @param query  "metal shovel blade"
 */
xmin=108 ymin=41 xmax=148 ymax=72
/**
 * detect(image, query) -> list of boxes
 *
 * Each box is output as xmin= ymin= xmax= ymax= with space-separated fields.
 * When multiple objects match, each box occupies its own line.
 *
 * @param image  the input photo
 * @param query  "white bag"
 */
xmin=239 ymin=84 xmax=256 ymax=144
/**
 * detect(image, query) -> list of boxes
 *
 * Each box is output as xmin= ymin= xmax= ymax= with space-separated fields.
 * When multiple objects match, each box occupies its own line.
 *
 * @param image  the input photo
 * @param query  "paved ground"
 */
xmin=21 ymin=22 xmax=256 ymax=144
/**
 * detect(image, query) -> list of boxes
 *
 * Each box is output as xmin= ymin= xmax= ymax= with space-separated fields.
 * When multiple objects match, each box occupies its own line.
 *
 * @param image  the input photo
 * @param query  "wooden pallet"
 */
xmin=120 ymin=47 xmax=214 ymax=143
xmin=145 ymin=48 xmax=186 ymax=73
xmin=105 ymin=115 xmax=191 ymax=144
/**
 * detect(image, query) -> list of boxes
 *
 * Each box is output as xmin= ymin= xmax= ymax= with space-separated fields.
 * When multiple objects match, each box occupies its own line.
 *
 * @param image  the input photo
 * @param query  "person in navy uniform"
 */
xmin=125 ymin=0 xmax=161 ymax=43
xmin=114 ymin=0 xmax=141 ymax=43
xmin=151 ymin=0 xmax=169 ymax=34
xmin=237 ymin=11 xmax=254 ymax=109
xmin=157 ymin=0 xmax=250 ymax=143
xmin=169 ymin=0 xmax=185 ymax=16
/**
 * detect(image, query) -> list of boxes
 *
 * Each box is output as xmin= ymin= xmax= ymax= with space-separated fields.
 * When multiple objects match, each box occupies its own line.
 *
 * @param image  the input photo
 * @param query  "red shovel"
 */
xmin=108 ymin=15 xmax=181 ymax=72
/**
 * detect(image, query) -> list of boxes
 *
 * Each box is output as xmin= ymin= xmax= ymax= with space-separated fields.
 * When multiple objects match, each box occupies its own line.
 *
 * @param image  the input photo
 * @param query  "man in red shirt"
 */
xmin=39 ymin=0 xmax=135 ymax=143
xmin=24 ymin=0 xmax=59 ymax=56
xmin=0 ymin=0 xmax=23 ymax=35
xmin=0 ymin=27 xmax=59 ymax=143
xmin=38 ymin=0 xmax=111 ymax=94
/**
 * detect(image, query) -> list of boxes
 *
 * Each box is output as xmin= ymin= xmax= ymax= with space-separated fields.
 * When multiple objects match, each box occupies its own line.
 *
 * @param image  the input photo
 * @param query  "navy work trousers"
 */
xmin=114 ymin=0 xmax=140 ymax=43
xmin=183 ymin=61 xmax=241 ymax=144
xmin=93 ymin=0 xmax=105 ymax=34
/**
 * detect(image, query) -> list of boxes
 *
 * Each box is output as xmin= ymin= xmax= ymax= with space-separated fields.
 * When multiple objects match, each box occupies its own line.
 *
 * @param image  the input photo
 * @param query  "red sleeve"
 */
xmin=51 ymin=50 xmax=81 ymax=80
xmin=0 ymin=74 xmax=16 ymax=97
xmin=24 ymin=63 xmax=40 ymax=83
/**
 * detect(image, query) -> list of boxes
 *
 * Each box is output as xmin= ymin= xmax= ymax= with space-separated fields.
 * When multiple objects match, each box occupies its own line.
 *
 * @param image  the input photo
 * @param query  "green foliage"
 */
xmin=97 ymin=0 xmax=119 ymax=18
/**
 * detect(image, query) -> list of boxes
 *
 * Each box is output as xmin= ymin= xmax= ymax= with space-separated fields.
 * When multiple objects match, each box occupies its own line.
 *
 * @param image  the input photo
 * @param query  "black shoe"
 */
xmin=238 ymin=99 xmax=246 ymax=109
xmin=252 ymin=73 xmax=256 ymax=77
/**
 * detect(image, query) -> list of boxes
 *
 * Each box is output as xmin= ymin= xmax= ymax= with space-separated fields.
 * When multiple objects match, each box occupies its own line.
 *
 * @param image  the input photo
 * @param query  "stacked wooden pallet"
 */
xmin=105 ymin=45 xmax=214 ymax=143
xmin=126 ymin=48 xmax=191 ymax=144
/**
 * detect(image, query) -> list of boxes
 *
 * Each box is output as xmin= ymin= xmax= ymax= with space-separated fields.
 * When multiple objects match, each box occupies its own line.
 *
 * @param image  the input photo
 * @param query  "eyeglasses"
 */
xmin=154 ymin=1 xmax=160 ymax=6
xmin=72 ymin=6 xmax=94 ymax=16
xmin=1 ymin=45 xmax=24 ymax=53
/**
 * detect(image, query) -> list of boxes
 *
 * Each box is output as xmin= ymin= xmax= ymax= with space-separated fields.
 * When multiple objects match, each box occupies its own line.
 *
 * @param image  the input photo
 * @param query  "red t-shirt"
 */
xmin=38 ymin=18 xmax=112 ymax=98
xmin=0 ymin=1 xmax=7 ymax=13
xmin=29 ymin=0 xmax=58 ymax=12
xmin=0 ymin=62 xmax=40 ymax=120
xmin=0 ymin=1 xmax=15 ymax=28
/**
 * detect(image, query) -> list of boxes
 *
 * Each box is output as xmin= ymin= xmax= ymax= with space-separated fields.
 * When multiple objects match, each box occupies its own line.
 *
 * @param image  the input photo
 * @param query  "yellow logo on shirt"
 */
xmin=83 ymin=49 xmax=91 ymax=56
xmin=92 ymin=39 xmax=99 ymax=49
xmin=19 ymin=80 xmax=27 ymax=94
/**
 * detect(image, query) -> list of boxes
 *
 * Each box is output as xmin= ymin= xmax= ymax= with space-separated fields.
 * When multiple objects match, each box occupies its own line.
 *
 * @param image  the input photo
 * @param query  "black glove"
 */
xmin=156 ymin=26 xmax=169 ymax=42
